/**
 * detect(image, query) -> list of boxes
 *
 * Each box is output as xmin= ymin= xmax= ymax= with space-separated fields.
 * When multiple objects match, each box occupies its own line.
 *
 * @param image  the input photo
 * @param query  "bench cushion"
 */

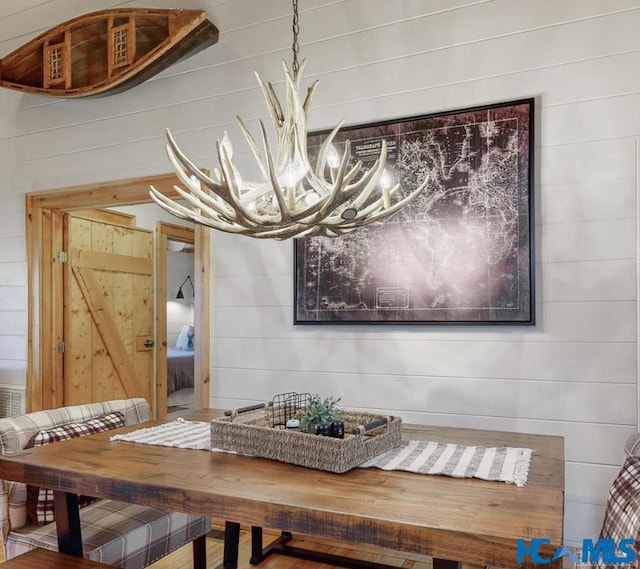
xmin=6 ymin=499 xmax=211 ymax=569
xmin=27 ymin=412 xmax=125 ymax=448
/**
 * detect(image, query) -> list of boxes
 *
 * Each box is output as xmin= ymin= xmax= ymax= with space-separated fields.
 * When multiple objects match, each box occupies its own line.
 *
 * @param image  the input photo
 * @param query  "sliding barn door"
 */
xmin=63 ymin=213 xmax=154 ymax=410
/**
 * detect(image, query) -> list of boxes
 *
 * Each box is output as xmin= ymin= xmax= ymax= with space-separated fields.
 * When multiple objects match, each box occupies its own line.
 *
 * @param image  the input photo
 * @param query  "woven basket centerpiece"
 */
xmin=210 ymin=405 xmax=402 ymax=473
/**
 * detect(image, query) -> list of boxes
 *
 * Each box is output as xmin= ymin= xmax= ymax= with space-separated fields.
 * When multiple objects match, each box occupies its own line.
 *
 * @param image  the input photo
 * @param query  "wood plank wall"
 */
xmin=0 ymin=0 xmax=639 ymax=545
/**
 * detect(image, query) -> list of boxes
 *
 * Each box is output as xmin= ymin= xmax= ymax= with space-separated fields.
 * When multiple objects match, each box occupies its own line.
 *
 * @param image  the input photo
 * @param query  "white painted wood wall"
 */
xmin=0 ymin=0 xmax=637 ymax=546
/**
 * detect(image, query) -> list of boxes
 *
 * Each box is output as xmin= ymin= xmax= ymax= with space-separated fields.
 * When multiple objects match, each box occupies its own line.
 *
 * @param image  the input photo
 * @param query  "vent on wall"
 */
xmin=0 ymin=387 xmax=25 ymax=418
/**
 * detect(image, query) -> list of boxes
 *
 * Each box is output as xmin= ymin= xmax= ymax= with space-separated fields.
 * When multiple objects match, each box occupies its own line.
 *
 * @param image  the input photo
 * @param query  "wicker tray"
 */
xmin=210 ymin=405 xmax=402 ymax=473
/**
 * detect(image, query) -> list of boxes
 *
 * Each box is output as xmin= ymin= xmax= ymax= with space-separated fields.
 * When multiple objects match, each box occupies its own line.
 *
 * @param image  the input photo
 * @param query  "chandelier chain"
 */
xmin=292 ymin=0 xmax=300 ymax=74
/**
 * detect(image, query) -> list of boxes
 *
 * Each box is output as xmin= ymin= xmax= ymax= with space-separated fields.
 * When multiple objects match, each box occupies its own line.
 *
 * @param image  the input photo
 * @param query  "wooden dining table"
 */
xmin=0 ymin=409 xmax=564 ymax=569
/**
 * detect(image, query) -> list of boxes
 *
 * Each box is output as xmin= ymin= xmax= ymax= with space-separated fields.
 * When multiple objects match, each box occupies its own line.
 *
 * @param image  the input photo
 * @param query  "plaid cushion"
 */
xmin=598 ymin=456 xmax=640 ymax=569
xmin=27 ymin=412 xmax=125 ymax=447
xmin=25 ymin=413 xmax=125 ymax=526
xmin=6 ymin=499 xmax=211 ymax=569
xmin=0 ymin=399 xmax=148 ymax=457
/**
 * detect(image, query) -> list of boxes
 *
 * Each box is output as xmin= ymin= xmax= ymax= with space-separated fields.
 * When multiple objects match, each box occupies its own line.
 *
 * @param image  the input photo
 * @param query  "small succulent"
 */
xmin=295 ymin=394 xmax=342 ymax=433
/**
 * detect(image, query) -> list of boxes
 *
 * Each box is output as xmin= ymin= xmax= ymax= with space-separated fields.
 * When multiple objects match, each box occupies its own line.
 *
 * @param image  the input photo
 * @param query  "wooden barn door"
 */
xmin=63 ymin=212 xmax=154 ymax=411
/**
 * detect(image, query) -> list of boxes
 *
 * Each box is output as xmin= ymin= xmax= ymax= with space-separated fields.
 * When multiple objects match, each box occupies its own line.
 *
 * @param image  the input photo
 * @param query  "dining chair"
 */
xmin=598 ymin=431 xmax=640 ymax=557
xmin=0 ymin=398 xmax=210 ymax=569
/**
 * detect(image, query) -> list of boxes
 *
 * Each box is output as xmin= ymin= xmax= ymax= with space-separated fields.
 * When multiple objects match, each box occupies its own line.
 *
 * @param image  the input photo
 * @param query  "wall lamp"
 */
xmin=176 ymin=275 xmax=195 ymax=299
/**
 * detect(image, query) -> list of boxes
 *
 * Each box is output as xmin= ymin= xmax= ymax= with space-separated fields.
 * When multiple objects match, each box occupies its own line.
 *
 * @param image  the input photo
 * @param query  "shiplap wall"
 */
xmin=0 ymin=0 xmax=637 ymax=546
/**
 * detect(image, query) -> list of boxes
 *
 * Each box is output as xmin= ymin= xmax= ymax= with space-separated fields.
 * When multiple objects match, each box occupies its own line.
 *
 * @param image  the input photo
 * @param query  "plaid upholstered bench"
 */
xmin=0 ymin=398 xmax=210 ymax=569
xmin=4 ymin=547 xmax=117 ymax=568
xmin=598 ymin=431 xmax=640 ymax=565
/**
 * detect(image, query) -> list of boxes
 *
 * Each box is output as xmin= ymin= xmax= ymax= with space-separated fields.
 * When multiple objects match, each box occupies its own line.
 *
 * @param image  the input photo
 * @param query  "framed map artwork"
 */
xmin=294 ymin=99 xmax=535 ymax=324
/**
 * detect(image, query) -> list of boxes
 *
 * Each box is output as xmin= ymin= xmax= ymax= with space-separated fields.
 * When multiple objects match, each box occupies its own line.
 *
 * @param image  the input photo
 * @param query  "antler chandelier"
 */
xmin=150 ymin=0 xmax=428 ymax=239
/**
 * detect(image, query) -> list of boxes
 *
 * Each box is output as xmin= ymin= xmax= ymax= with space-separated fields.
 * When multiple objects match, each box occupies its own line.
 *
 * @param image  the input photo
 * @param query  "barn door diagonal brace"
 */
xmin=71 ymin=265 xmax=147 ymax=397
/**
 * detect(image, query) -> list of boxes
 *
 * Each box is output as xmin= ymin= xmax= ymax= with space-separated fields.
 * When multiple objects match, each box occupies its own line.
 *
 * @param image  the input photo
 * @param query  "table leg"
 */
xmin=221 ymin=521 xmax=241 ymax=569
xmin=250 ymin=525 xmax=264 ymax=564
xmin=52 ymin=491 xmax=83 ymax=557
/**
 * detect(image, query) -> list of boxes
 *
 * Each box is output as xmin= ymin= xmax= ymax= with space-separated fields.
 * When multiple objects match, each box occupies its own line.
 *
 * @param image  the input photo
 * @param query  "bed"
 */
xmin=167 ymin=347 xmax=194 ymax=394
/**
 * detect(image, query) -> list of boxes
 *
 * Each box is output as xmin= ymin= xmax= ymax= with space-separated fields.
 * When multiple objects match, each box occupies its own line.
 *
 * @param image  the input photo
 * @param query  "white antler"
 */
xmin=150 ymin=60 xmax=428 ymax=239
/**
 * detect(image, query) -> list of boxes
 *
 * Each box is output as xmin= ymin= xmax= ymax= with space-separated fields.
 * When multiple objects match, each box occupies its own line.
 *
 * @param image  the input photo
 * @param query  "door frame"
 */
xmin=155 ymin=221 xmax=199 ymax=416
xmin=26 ymin=173 xmax=210 ymax=415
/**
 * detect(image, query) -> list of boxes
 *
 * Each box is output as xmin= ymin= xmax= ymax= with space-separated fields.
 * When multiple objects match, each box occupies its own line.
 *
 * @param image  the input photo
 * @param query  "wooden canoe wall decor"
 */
xmin=0 ymin=8 xmax=219 ymax=98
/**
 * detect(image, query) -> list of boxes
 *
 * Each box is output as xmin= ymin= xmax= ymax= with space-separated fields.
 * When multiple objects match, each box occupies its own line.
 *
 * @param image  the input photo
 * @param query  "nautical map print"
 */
xmin=295 ymin=102 xmax=533 ymax=323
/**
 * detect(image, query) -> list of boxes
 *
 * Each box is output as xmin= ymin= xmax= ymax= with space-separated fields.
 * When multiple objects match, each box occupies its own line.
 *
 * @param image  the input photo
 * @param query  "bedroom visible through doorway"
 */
xmin=166 ymin=237 xmax=196 ymax=416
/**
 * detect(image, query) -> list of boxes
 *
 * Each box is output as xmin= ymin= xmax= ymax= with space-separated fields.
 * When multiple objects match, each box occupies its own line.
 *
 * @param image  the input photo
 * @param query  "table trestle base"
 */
xmin=247 ymin=525 xmax=464 ymax=569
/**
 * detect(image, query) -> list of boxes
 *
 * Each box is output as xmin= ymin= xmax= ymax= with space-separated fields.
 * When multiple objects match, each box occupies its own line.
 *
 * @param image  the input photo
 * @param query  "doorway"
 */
xmin=156 ymin=222 xmax=197 ymax=416
xmin=26 ymin=173 xmax=210 ymax=417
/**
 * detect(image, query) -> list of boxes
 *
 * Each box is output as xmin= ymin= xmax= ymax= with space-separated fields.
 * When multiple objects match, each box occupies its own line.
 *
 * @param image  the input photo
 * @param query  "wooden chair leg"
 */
xmin=192 ymin=534 xmax=207 ymax=569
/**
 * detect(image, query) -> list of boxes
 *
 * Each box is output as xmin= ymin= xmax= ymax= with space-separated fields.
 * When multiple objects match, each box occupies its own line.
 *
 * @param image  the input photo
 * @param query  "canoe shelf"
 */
xmin=0 ymin=8 xmax=219 ymax=98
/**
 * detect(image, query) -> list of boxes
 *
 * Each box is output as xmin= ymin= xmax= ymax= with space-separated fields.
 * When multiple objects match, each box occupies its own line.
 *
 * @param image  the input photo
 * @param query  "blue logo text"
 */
xmin=516 ymin=538 xmax=636 ymax=564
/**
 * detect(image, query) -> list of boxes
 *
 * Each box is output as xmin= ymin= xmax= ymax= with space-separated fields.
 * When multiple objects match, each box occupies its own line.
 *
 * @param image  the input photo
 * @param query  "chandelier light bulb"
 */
xmin=380 ymin=168 xmax=393 ymax=190
xmin=189 ymin=175 xmax=201 ymax=190
xmin=379 ymin=168 xmax=394 ymax=209
xmin=280 ymin=157 xmax=307 ymax=189
xmin=233 ymin=168 xmax=243 ymax=189
xmin=284 ymin=163 xmax=297 ymax=189
xmin=305 ymin=191 xmax=321 ymax=206
xmin=326 ymin=144 xmax=340 ymax=169
xmin=221 ymin=131 xmax=233 ymax=160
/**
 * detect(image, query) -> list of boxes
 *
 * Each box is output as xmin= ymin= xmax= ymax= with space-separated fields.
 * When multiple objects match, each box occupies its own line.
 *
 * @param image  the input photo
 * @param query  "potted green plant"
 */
xmin=295 ymin=394 xmax=342 ymax=433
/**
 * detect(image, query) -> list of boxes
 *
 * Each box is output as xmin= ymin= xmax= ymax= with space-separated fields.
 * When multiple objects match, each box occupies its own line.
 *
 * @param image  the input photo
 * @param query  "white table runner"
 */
xmin=111 ymin=418 xmax=532 ymax=487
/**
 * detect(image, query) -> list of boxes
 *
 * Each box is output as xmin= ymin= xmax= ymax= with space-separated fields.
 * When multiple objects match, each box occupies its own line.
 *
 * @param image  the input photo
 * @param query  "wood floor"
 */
xmin=147 ymin=521 xmax=436 ymax=569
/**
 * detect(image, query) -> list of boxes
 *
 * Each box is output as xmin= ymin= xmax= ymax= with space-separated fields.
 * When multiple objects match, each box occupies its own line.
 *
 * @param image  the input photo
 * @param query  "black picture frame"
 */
xmin=294 ymin=98 xmax=535 ymax=325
